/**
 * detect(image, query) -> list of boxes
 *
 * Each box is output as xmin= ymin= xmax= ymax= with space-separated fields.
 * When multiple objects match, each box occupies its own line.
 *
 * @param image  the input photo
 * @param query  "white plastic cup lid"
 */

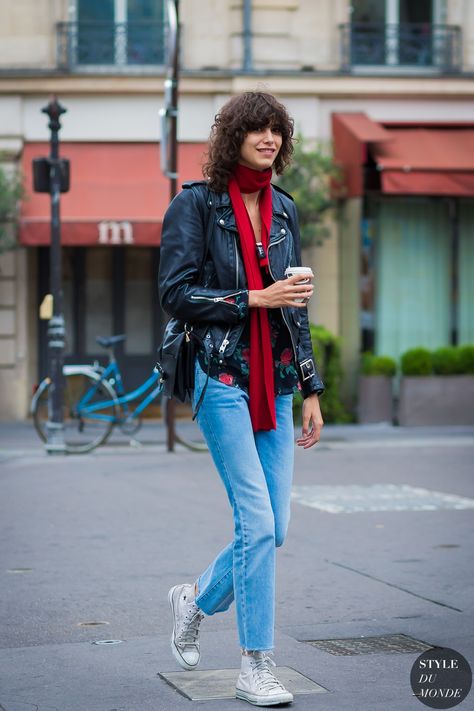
xmin=284 ymin=266 xmax=314 ymax=277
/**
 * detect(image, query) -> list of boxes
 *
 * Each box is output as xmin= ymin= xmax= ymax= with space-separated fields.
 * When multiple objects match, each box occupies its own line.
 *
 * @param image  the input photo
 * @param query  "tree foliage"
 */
xmin=0 ymin=162 xmax=23 ymax=254
xmin=276 ymin=135 xmax=343 ymax=248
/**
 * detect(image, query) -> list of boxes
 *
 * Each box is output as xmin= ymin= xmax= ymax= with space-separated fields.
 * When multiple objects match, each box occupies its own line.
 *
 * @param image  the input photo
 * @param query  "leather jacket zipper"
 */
xmin=191 ymin=291 xmax=242 ymax=303
xmin=233 ymin=233 xmax=240 ymax=287
xmin=218 ymin=241 xmax=239 ymax=360
xmin=218 ymin=327 xmax=231 ymax=359
xmin=268 ymin=233 xmax=286 ymax=248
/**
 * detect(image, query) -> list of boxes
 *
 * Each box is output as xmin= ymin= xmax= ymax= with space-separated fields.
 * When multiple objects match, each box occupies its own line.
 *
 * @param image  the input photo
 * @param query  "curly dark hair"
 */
xmin=202 ymin=92 xmax=294 ymax=192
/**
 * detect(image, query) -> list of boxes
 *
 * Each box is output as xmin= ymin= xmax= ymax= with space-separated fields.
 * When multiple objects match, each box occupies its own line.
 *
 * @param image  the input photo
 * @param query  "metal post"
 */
xmin=42 ymin=97 xmax=67 ymax=454
xmin=243 ymin=0 xmax=253 ymax=72
xmin=161 ymin=0 xmax=180 ymax=451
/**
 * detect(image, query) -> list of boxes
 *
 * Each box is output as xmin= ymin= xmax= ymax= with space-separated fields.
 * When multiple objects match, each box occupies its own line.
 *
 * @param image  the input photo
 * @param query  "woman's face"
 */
xmin=239 ymin=125 xmax=282 ymax=171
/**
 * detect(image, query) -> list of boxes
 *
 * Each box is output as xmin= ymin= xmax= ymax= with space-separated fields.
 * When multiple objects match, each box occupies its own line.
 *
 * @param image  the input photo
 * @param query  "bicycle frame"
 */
xmin=77 ymin=359 xmax=163 ymax=422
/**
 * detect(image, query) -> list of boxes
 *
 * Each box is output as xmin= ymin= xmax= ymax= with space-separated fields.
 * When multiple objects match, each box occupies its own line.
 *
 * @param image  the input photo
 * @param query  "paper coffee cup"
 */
xmin=284 ymin=266 xmax=314 ymax=281
xmin=284 ymin=266 xmax=314 ymax=302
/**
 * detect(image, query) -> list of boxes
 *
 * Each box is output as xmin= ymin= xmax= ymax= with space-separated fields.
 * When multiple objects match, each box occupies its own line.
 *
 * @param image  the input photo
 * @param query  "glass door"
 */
xmin=77 ymin=0 xmax=115 ymax=65
xmin=127 ymin=0 xmax=165 ymax=64
xmin=399 ymin=0 xmax=433 ymax=66
xmin=350 ymin=0 xmax=386 ymax=66
xmin=350 ymin=0 xmax=435 ymax=67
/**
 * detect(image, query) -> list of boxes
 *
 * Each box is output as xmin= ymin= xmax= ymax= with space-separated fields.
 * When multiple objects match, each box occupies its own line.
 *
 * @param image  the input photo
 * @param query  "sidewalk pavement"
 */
xmin=1 ymin=420 xmax=473 ymax=711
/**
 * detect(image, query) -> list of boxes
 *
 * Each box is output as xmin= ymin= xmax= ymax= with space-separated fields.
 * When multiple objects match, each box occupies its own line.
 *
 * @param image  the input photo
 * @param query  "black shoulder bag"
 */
xmin=155 ymin=192 xmax=216 ymax=410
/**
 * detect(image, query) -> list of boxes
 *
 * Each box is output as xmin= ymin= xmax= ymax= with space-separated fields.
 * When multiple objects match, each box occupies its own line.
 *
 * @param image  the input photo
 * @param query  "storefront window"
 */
xmin=360 ymin=216 xmax=376 ymax=352
xmin=124 ymin=249 xmax=153 ymax=355
xmin=85 ymin=248 xmax=113 ymax=354
xmin=374 ymin=198 xmax=451 ymax=359
xmin=62 ymin=250 xmax=75 ymax=356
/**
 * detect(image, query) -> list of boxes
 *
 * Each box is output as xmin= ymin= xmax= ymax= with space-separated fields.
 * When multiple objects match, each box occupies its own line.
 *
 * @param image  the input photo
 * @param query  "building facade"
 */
xmin=1 ymin=0 xmax=474 ymax=418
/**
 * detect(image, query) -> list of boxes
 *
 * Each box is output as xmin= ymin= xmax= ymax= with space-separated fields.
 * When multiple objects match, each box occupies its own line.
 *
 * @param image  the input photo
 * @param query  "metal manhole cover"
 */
xmin=303 ymin=633 xmax=434 ymax=656
xmin=158 ymin=667 xmax=328 ymax=701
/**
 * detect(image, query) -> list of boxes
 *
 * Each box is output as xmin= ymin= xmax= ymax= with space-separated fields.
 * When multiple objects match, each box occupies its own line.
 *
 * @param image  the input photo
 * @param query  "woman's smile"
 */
xmin=239 ymin=126 xmax=282 ymax=170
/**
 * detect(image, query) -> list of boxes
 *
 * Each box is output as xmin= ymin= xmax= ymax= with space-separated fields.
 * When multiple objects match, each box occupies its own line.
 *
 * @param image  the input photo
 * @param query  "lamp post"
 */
xmin=160 ymin=0 xmax=180 ymax=451
xmin=42 ymin=97 xmax=67 ymax=454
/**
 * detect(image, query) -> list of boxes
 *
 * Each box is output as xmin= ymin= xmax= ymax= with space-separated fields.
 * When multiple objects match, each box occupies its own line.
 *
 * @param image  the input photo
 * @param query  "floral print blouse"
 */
xmin=197 ymin=290 xmax=300 ymax=397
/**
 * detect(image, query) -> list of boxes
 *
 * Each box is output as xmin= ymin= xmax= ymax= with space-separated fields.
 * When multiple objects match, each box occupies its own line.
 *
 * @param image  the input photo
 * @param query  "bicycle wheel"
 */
xmin=32 ymin=367 xmax=119 ymax=453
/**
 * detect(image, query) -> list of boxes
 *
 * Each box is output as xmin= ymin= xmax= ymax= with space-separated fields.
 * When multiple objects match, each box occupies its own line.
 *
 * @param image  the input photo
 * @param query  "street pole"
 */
xmin=161 ymin=0 xmax=180 ymax=451
xmin=42 ymin=97 xmax=67 ymax=454
xmin=242 ymin=0 xmax=253 ymax=72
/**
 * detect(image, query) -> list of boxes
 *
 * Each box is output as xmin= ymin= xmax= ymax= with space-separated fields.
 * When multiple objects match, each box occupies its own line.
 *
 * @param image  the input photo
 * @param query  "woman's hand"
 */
xmin=296 ymin=393 xmax=323 ymax=449
xmin=249 ymin=274 xmax=313 ymax=309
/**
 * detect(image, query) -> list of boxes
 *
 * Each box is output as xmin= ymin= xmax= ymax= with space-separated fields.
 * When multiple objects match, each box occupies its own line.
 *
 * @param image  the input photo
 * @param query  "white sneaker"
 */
xmin=168 ymin=583 xmax=205 ymax=670
xmin=236 ymin=651 xmax=294 ymax=706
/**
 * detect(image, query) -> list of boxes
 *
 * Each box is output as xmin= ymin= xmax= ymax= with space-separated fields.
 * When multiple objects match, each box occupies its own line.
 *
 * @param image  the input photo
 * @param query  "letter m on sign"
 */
xmin=98 ymin=221 xmax=134 ymax=245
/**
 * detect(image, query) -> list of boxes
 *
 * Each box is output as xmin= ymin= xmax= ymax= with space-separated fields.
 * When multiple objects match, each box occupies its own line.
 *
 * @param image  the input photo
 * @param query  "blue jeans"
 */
xmin=192 ymin=360 xmax=295 ymax=651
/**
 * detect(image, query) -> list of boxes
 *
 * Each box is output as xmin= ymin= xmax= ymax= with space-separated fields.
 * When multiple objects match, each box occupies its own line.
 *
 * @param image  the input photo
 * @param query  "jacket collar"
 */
xmin=214 ymin=185 xmax=290 ymax=239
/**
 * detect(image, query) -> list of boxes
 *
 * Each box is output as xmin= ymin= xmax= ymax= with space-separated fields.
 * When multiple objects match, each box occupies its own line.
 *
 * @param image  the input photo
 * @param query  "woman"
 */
xmin=159 ymin=91 xmax=324 ymax=707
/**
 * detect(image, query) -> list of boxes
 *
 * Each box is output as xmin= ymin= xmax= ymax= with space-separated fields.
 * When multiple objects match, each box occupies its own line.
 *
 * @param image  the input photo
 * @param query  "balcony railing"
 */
xmin=57 ymin=21 xmax=166 ymax=71
xmin=339 ymin=23 xmax=462 ymax=73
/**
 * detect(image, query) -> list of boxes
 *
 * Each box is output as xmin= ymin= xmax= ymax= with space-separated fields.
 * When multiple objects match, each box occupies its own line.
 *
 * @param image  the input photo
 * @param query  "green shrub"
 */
xmin=432 ymin=346 xmax=462 ymax=375
xmin=360 ymin=352 xmax=397 ymax=377
xmin=458 ymin=344 xmax=474 ymax=374
xmin=293 ymin=323 xmax=351 ymax=424
xmin=400 ymin=347 xmax=432 ymax=376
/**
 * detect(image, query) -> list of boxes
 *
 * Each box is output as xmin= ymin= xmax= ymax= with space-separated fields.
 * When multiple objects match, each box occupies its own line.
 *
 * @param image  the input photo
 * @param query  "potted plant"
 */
xmin=398 ymin=345 xmax=474 ymax=425
xmin=357 ymin=353 xmax=396 ymax=424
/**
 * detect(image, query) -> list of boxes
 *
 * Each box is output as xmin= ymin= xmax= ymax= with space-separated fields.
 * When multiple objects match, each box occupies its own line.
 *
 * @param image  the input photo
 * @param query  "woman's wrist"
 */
xmin=248 ymin=290 xmax=263 ymax=308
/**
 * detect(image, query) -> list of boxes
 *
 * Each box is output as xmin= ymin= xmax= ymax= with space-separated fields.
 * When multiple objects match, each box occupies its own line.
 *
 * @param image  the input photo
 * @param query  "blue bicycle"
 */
xmin=31 ymin=335 xmax=164 ymax=453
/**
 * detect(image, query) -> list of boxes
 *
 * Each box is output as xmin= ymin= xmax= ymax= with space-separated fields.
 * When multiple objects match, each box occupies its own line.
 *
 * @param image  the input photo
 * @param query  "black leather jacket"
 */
xmin=158 ymin=181 xmax=324 ymax=398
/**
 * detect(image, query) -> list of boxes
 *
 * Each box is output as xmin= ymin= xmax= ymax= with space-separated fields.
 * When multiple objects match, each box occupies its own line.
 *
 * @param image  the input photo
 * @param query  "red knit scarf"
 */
xmin=228 ymin=164 xmax=276 ymax=432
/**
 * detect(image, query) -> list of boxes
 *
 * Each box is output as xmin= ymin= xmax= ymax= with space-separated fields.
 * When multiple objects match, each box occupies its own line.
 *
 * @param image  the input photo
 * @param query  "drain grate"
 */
xmin=158 ymin=667 xmax=328 ymax=701
xmin=303 ymin=633 xmax=434 ymax=656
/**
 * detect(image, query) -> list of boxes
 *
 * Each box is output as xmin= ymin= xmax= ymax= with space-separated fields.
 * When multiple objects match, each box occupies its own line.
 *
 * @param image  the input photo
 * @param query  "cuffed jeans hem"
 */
xmin=195 ymin=597 xmax=231 ymax=616
xmin=195 ymin=569 xmax=235 ymax=615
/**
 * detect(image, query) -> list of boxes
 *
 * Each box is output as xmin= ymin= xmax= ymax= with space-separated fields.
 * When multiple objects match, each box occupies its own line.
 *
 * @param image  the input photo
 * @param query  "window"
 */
xmin=59 ymin=0 xmax=166 ymax=68
xmin=342 ymin=0 xmax=460 ymax=73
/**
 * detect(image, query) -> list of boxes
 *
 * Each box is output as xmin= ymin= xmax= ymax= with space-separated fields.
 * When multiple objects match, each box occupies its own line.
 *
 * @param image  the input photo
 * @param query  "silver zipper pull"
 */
xmin=219 ymin=338 xmax=229 ymax=354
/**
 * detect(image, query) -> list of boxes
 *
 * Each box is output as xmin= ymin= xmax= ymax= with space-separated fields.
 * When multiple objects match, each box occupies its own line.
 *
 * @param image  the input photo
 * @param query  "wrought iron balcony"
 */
xmin=339 ymin=23 xmax=462 ymax=74
xmin=57 ymin=21 xmax=166 ymax=71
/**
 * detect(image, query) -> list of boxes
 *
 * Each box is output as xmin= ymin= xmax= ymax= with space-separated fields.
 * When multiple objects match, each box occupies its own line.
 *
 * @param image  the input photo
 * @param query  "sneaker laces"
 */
xmin=176 ymin=604 xmax=204 ymax=649
xmin=248 ymin=652 xmax=286 ymax=692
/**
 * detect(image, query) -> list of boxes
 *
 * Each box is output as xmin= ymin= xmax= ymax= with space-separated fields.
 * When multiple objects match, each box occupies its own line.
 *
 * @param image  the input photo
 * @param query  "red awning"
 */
xmin=331 ymin=113 xmax=392 ymax=197
xmin=20 ymin=142 xmax=207 ymax=246
xmin=372 ymin=129 xmax=474 ymax=196
xmin=332 ymin=113 xmax=474 ymax=198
